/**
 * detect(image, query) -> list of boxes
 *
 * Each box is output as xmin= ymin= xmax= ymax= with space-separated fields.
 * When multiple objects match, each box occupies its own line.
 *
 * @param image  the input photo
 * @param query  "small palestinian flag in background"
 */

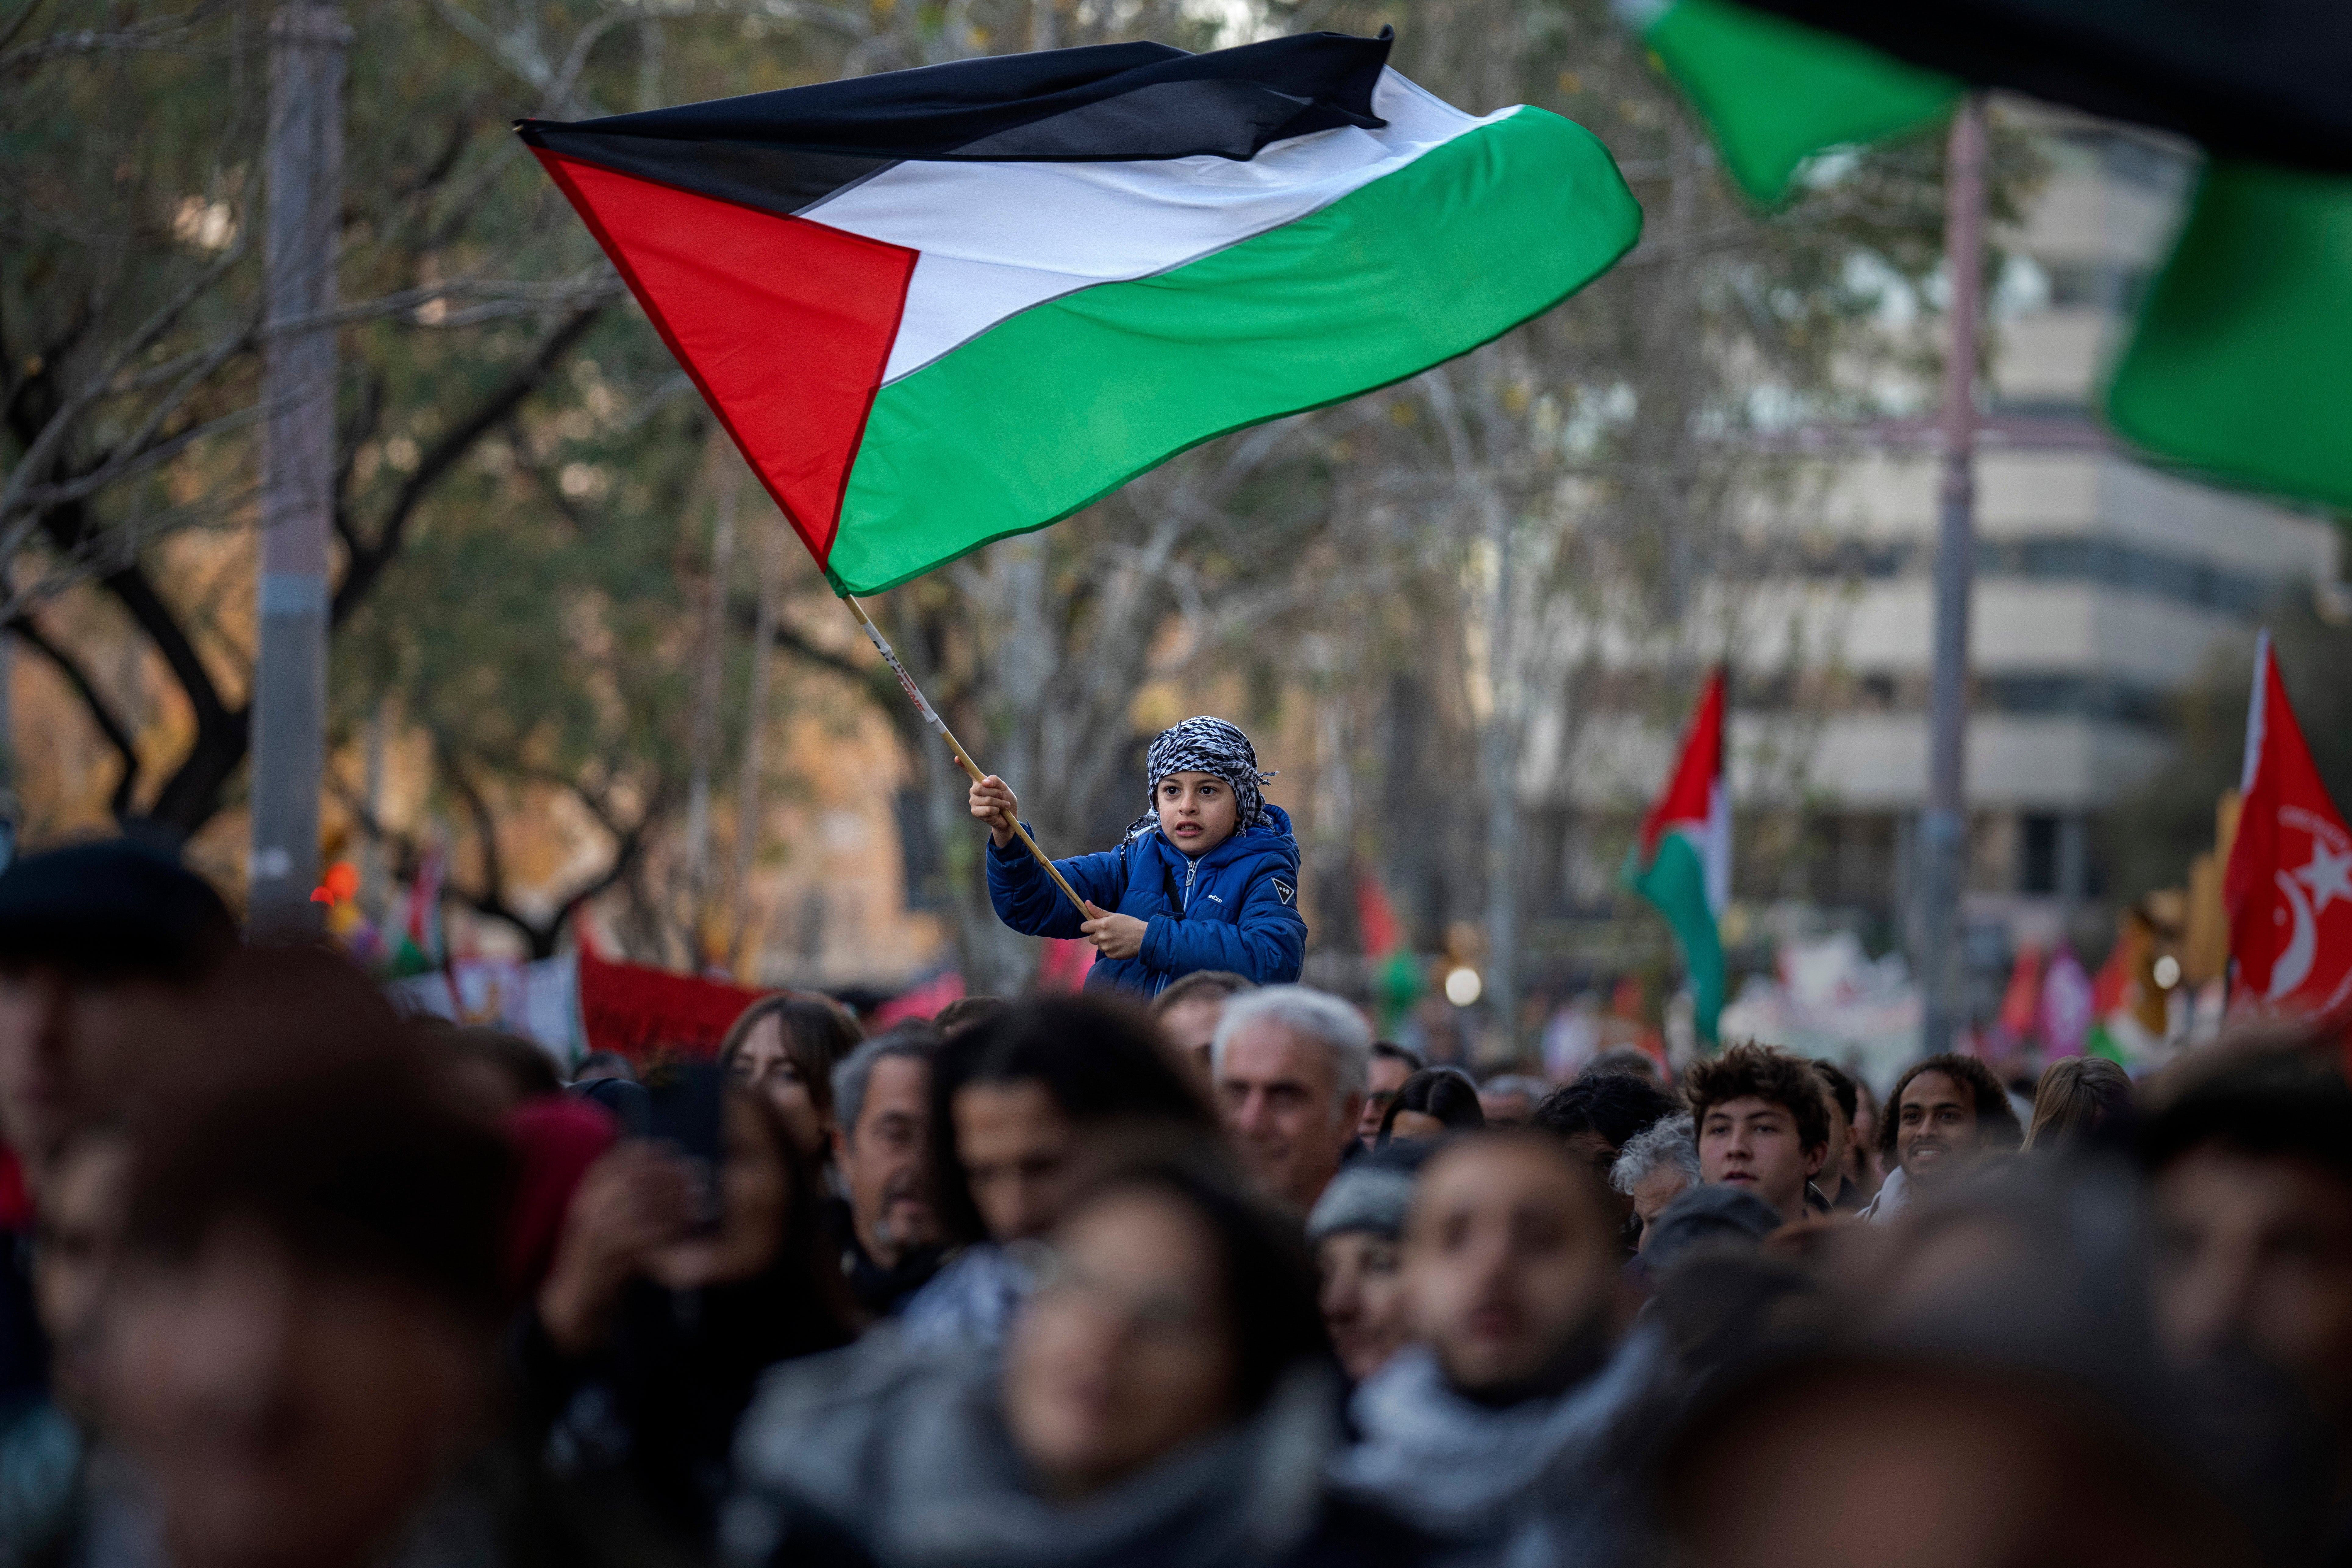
xmin=1625 ymin=668 xmax=1730 ymax=1046
xmin=1619 ymin=0 xmax=2352 ymax=515
xmin=390 ymin=843 xmax=446 ymax=980
xmin=518 ymin=30 xmax=1641 ymax=596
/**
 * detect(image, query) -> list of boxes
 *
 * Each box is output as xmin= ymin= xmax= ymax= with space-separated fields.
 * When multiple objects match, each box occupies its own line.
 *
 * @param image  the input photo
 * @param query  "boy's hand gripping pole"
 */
xmin=842 ymin=595 xmax=1090 ymax=917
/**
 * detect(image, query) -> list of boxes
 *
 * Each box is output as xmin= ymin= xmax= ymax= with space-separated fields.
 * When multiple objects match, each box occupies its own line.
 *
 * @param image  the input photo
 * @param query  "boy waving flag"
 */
xmin=518 ymin=30 xmax=1641 ymax=595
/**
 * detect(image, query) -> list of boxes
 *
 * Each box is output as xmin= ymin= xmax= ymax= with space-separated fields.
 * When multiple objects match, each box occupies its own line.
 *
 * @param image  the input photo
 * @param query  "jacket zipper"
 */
xmin=1182 ymin=857 xmax=1198 ymax=913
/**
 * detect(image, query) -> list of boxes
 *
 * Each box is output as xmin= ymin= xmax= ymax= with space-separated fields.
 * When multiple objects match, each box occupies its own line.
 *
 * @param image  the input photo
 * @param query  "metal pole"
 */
xmin=247 ymin=3 xmax=348 ymax=939
xmin=1918 ymin=93 xmax=1986 ymax=1054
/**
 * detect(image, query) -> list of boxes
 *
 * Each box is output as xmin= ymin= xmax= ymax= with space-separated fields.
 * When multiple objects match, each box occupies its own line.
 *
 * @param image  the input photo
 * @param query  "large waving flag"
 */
xmin=1625 ymin=669 xmax=1730 ymax=1045
xmin=2225 ymin=632 xmax=2352 ymax=1022
xmin=518 ymin=32 xmax=1641 ymax=595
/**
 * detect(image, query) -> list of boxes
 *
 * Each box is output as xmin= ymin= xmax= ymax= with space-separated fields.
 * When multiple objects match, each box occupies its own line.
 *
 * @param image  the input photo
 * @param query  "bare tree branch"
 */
xmin=5 ymin=609 xmax=142 ymax=819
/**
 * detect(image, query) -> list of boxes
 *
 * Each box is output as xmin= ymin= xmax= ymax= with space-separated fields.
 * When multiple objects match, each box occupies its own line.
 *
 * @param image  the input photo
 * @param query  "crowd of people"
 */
xmin=1 ymin=838 xmax=2350 ymax=1568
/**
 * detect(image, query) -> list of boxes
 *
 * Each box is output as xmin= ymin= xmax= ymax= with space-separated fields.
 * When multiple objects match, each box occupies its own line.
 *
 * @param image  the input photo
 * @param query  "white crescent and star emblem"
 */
xmin=2267 ymin=815 xmax=2352 ymax=1003
xmin=2292 ymin=838 xmax=2352 ymax=915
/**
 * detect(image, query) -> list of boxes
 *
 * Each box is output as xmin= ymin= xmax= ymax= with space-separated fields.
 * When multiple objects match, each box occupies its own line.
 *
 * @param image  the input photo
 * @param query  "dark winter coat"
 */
xmin=985 ymin=807 xmax=1306 ymax=998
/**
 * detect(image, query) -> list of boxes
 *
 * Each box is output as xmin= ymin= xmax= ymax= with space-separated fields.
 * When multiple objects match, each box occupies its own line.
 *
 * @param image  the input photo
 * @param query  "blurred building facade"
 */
xmin=1527 ymin=106 xmax=2338 ymax=986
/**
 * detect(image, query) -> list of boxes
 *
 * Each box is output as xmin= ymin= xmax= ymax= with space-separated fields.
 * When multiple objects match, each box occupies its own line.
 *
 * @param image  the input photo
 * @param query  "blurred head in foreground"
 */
xmin=1403 ymin=1130 xmax=1623 ymax=1400
xmin=34 ymin=1122 xmax=133 ymax=1419
xmin=2141 ymin=1042 xmax=2352 ymax=1445
xmin=0 ymin=841 xmax=235 ymax=1176
xmin=1002 ymin=1149 xmax=1326 ymax=1500
xmin=1658 ymin=1353 xmax=2254 ymax=1568
xmin=101 ymin=950 xmax=512 ymax=1568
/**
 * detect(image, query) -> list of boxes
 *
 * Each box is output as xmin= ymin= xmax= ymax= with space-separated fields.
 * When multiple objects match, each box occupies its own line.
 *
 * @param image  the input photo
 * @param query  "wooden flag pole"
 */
xmin=841 ymin=594 xmax=1090 ymax=916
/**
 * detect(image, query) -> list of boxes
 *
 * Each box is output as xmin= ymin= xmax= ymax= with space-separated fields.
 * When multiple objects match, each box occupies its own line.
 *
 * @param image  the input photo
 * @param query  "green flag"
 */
xmin=2104 ymin=161 xmax=2352 ymax=512
xmin=1629 ymin=0 xmax=1959 ymax=205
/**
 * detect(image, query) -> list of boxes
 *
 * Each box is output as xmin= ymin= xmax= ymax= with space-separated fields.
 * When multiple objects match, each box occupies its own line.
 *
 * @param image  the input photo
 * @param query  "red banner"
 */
xmin=577 ymin=946 xmax=765 ymax=1060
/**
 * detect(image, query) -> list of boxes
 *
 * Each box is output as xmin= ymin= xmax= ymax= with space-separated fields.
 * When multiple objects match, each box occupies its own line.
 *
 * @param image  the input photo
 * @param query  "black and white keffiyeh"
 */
xmin=1127 ymin=716 xmax=1275 ymax=837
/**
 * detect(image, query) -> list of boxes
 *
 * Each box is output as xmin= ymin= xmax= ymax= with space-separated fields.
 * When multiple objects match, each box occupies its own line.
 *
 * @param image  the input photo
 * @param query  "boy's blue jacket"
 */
xmin=987 ymin=805 xmax=1306 ymax=998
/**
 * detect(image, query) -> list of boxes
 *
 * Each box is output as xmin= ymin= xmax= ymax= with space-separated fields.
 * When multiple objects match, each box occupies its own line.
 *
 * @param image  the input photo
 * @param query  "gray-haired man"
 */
xmin=1213 ymin=984 xmax=1370 ymax=1214
xmin=828 ymin=1026 xmax=944 ymax=1315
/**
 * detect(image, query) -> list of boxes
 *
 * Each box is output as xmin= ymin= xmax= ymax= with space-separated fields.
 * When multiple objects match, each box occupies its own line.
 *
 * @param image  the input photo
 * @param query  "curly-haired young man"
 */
xmin=1861 ymin=1052 xmax=2023 ymax=1222
xmin=1683 ymin=1043 xmax=1835 ymax=1225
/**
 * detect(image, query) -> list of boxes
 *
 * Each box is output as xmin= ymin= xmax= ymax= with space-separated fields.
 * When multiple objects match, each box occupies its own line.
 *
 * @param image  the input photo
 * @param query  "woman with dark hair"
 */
xmin=902 ymin=994 xmax=1218 ymax=1350
xmin=1377 ymin=1068 xmax=1486 ymax=1146
xmin=729 ymin=1150 xmax=1430 ymax=1568
xmin=719 ymin=993 xmax=864 ymax=1156
xmin=518 ymin=1073 xmax=856 ymax=1559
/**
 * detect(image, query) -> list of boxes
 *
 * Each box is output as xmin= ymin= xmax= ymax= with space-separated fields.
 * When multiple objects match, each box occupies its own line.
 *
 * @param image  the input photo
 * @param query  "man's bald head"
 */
xmin=1404 ymin=1130 xmax=1624 ymax=1398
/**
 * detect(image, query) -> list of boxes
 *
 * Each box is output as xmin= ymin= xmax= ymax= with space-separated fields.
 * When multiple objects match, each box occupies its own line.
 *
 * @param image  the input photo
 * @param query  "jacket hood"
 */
xmin=729 ymin=1334 xmax=1343 ymax=1568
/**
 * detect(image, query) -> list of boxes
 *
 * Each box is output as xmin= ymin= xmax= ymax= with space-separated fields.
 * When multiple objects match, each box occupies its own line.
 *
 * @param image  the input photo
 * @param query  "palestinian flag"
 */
xmin=1624 ymin=668 xmax=1730 ymax=1044
xmin=518 ymin=31 xmax=1640 ymax=595
xmin=390 ymin=844 xmax=445 ymax=980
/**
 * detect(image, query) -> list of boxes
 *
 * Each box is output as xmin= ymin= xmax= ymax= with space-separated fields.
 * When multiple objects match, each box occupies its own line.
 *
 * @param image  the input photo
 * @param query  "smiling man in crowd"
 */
xmin=1861 ymin=1052 xmax=2024 ymax=1224
xmin=1213 ymin=986 xmax=1369 ymax=1216
xmin=1685 ymin=1044 xmax=1834 ymax=1227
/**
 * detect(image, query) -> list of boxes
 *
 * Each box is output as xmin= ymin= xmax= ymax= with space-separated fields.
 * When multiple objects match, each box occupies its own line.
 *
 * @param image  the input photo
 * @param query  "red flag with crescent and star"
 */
xmin=2225 ymin=630 xmax=2352 ymax=1021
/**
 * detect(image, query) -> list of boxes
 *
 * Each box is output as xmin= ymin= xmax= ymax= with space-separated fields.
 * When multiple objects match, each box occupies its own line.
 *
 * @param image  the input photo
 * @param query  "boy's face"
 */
xmin=1157 ymin=771 xmax=1239 ymax=858
xmin=1699 ymin=1094 xmax=1824 ymax=1223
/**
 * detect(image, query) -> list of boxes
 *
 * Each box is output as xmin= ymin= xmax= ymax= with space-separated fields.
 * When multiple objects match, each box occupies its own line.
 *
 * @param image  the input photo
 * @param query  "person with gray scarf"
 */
xmin=1328 ymin=1131 xmax=1662 ymax=1566
xmin=726 ymin=1152 xmax=1431 ymax=1568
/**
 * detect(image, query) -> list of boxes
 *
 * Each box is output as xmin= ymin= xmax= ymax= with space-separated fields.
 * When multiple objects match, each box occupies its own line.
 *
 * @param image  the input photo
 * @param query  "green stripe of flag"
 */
xmin=1637 ymin=0 xmax=1959 ymax=206
xmin=2104 ymin=161 xmax=2352 ymax=512
xmin=824 ymin=106 xmax=1642 ymax=596
xmin=1625 ymin=831 xmax=1727 ymax=1046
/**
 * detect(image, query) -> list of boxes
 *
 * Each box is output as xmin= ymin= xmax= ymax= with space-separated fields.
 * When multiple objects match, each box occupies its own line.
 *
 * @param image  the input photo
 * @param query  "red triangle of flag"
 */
xmin=2225 ymin=632 xmax=2352 ymax=1020
xmin=1639 ymin=667 xmax=1725 ymax=861
xmin=532 ymin=152 xmax=917 ymax=564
